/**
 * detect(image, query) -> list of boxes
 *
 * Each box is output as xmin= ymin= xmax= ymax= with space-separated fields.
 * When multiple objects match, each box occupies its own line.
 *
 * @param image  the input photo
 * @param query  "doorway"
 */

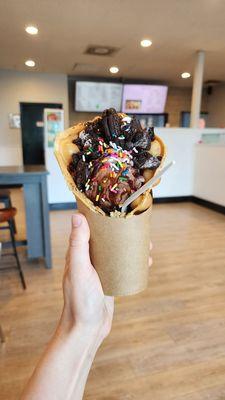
xmin=20 ymin=102 xmax=63 ymax=165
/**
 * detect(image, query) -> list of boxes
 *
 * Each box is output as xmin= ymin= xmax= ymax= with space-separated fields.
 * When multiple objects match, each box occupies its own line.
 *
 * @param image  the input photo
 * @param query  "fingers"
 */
xmin=68 ymin=213 xmax=91 ymax=267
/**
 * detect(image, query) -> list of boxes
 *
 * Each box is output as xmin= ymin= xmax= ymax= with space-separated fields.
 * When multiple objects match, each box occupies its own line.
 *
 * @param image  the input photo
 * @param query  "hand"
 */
xmin=60 ymin=213 xmax=153 ymax=342
xmin=61 ymin=213 xmax=114 ymax=341
xmin=21 ymin=214 xmax=154 ymax=400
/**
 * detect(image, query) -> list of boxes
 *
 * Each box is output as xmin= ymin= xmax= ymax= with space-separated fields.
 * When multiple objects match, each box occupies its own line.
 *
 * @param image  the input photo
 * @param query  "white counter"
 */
xmin=193 ymin=144 xmax=225 ymax=207
xmin=153 ymin=128 xmax=201 ymax=198
xmin=153 ymin=128 xmax=225 ymax=205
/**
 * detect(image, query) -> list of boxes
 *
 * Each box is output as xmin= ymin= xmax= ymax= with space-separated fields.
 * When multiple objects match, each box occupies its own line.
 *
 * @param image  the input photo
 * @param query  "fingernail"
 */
xmin=72 ymin=214 xmax=82 ymax=228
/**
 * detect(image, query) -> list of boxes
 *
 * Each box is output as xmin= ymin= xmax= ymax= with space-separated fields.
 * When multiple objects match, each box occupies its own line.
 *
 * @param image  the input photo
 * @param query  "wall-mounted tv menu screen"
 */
xmin=122 ymin=84 xmax=168 ymax=114
xmin=75 ymin=81 xmax=123 ymax=112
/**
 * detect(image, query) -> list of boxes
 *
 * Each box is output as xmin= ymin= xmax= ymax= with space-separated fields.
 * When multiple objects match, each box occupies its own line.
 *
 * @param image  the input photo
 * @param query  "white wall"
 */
xmin=0 ymin=69 xmax=69 ymax=166
xmin=194 ymin=144 xmax=225 ymax=207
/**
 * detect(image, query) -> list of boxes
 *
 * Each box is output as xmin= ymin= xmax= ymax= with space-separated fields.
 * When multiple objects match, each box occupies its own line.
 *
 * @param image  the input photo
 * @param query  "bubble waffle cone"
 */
xmin=54 ymin=112 xmax=166 ymax=296
xmin=54 ymin=114 xmax=166 ymax=217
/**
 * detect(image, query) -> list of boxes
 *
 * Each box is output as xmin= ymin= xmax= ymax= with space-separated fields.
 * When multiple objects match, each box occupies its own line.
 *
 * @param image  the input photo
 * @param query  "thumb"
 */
xmin=68 ymin=213 xmax=91 ymax=266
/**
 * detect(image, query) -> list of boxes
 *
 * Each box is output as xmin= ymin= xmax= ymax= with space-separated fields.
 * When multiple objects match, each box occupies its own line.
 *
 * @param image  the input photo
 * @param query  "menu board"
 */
xmin=122 ymin=84 xmax=168 ymax=114
xmin=75 ymin=81 xmax=123 ymax=112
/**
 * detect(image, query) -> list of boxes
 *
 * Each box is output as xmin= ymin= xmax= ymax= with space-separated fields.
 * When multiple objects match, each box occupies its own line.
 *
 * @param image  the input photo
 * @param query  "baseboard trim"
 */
xmin=49 ymin=202 xmax=77 ymax=211
xmin=192 ymin=196 xmax=225 ymax=215
xmin=154 ymin=196 xmax=192 ymax=204
xmin=154 ymin=195 xmax=225 ymax=215
xmin=49 ymin=197 xmax=225 ymax=215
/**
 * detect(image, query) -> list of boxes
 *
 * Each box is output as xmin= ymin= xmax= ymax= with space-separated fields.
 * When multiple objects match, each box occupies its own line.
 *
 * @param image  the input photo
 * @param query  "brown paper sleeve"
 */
xmin=76 ymin=199 xmax=152 ymax=297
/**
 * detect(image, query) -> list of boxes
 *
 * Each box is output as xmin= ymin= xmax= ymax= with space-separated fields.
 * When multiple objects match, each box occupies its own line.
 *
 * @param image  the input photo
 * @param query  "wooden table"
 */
xmin=0 ymin=165 xmax=52 ymax=268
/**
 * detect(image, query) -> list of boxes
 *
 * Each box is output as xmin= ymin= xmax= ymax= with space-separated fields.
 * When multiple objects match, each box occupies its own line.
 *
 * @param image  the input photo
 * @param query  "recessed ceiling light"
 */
xmin=93 ymin=47 xmax=110 ymax=55
xmin=25 ymin=60 xmax=36 ymax=67
xmin=140 ymin=39 xmax=152 ymax=48
xmin=109 ymin=66 xmax=119 ymax=74
xmin=181 ymin=72 xmax=191 ymax=79
xmin=25 ymin=26 xmax=38 ymax=35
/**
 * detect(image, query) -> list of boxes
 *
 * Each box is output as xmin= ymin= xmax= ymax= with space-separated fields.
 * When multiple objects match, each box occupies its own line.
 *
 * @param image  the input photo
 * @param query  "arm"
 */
xmin=21 ymin=214 xmax=114 ymax=400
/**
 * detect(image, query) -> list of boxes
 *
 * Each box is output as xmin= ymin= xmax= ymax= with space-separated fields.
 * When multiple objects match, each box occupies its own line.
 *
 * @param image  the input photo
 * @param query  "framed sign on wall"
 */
xmin=8 ymin=113 xmax=21 ymax=128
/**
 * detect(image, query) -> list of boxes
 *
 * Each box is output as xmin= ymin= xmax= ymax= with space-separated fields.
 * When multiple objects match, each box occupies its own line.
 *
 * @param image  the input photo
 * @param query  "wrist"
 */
xmin=56 ymin=310 xmax=105 ymax=350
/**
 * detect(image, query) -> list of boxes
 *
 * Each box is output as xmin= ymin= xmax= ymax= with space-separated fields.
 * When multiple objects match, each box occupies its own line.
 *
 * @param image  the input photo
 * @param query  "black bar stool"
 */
xmin=0 ymin=189 xmax=17 ymax=233
xmin=0 ymin=207 xmax=26 ymax=289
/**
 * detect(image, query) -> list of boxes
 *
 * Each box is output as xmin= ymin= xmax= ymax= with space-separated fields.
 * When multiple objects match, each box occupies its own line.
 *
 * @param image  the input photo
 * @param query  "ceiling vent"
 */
xmin=72 ymin=63 xmax=101 ymax=73
xmin=84 ymin=45 xmax=119 ymax=56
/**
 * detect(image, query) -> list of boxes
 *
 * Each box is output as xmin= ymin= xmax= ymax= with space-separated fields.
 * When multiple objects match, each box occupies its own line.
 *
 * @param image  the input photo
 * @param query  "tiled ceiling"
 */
xmin=1 ymin=0 xmax=225 ymax=86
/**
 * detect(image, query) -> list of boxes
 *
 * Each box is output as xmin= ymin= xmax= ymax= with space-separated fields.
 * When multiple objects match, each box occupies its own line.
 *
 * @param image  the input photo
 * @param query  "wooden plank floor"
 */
xmin=1 ymin=189 xmax=225 ymax=399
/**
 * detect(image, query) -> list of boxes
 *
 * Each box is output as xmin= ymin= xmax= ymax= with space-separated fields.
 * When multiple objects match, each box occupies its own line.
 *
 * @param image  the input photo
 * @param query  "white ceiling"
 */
xmin=1 ymin=0 xmax=225 ymax=86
